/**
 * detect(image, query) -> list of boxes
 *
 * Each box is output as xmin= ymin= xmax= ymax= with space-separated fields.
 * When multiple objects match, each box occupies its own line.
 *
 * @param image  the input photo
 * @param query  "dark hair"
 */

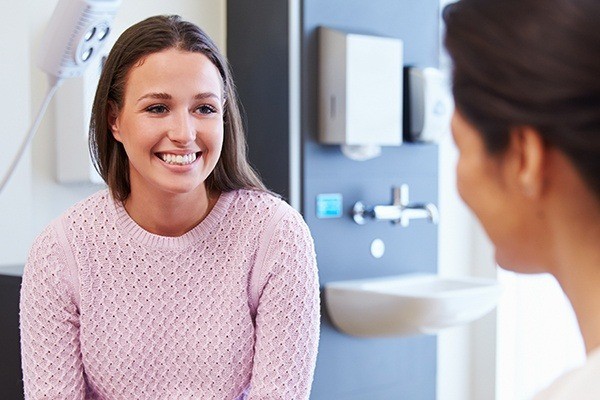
xmin=443 ymin=0 xmax=600 ymax=197
xmin=89 ymin=15 xmax=266 ymax=201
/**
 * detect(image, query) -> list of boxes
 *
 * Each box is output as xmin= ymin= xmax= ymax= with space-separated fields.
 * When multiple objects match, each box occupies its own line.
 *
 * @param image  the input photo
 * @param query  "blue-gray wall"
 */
xmin=228 ymin=1 xmax=440 ymax=398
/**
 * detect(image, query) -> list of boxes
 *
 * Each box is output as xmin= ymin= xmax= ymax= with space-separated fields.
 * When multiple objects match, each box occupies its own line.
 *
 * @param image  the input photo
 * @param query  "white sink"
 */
xmin=325 ymin=273 xmax=501 ymax=337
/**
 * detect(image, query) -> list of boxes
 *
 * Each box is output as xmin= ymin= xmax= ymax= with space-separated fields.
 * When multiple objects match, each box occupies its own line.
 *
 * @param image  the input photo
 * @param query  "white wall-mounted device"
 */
xmin=37 ymin=0 xmax=121 ymax=183
xmin=407 ymin=67 xmax=454 ymax=143
xmin=0 ymin=0 xmax=121 ymax=193
xmin=318 ymin=27 xmax=403 ymax=161
xmin=37 ymin=0 xmax=121 ymax=80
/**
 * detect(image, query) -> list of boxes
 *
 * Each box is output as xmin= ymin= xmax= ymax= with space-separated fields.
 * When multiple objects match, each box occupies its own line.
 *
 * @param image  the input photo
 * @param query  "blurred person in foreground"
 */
xmin=444 ymin=0 xmax=600 ymax=398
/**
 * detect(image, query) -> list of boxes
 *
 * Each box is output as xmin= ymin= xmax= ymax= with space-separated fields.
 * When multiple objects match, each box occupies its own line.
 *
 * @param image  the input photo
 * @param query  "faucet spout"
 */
xmin=351 ymin=185 xmax=439 ymax=227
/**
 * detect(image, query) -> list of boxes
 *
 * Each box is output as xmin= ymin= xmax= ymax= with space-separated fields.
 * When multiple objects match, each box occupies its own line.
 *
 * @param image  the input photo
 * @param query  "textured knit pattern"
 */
xmin=20 ymin=189 xmax=320 ymax=400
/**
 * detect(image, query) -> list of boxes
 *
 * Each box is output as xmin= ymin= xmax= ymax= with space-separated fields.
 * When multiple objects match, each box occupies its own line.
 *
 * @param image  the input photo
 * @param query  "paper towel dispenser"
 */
xmin=318 ymin=27 xmax=403 ymax=160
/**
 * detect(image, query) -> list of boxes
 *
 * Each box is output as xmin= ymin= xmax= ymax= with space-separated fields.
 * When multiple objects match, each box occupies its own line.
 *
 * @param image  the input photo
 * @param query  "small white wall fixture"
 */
xmin=318 ymin=27 xmax=403 ymax=160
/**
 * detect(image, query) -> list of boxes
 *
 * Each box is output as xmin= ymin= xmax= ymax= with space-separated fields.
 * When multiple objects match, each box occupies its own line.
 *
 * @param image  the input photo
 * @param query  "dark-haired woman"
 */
xmin=20 ymin=15 xmax=319 ymax=400
xmin=444 ymin=0 xmax=600 ymax=398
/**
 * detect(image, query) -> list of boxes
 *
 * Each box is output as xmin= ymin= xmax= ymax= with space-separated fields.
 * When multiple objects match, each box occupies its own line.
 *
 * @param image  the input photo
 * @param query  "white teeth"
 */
xmin=160 ymin=152 xmax=197 ymax=165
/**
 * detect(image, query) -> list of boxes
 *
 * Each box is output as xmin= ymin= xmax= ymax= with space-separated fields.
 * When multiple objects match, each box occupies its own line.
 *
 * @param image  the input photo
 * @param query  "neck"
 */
xmin=546 ymin=177 xmax=600 ymax=354
xmin=556 ymin=238 xmax=600 ymax=354
xmin=123 ymin=184 xmax=218 ymax=237
xmin=555 ymin=227 xmax=600 ymax=353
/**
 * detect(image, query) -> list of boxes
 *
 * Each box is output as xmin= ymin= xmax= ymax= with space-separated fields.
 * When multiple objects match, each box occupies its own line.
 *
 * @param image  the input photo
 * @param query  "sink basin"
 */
xmin=325 ymin=273 xmax=501 ymax=337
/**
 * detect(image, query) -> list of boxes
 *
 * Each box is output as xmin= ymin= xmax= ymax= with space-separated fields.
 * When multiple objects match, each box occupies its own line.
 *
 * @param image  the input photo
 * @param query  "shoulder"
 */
xmin=225 ymin=189 xmax=314 ymax=253
xmin=29 ymin=189 xmax=114 ymax=257
xmin=25 ymin=215 xmax=67 ymax=290
xmin=28 ymin=222 xmax=61 ymax=262
xmin=25 ymin=189 xmax=112 ymax=292
xmin=30 ymin=189 xmax=109 ymax=250
xmin=59 ymin=189 xmax=113 ymax=222
xmin=232 ymin=189 xmax=308 ymax=231
xmin=52 ymin=189 xmax=114 ymax=234
xmin=533 ymin=349 xmax=600 ymax=399
xmin=227 ymin=189 xmax=300 ymax=226
xmin=246 ymin=190 xmax=317 ymax=310
xmin=229 ymin=189 xmax=286 ymax=211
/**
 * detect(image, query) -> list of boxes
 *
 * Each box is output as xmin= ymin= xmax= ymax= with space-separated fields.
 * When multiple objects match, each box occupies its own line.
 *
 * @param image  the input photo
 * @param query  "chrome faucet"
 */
xmin=352 ymin=184 xmax=439 ymax=227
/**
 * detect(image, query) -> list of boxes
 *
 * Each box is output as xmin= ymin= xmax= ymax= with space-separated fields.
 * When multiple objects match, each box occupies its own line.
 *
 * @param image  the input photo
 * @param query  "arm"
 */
xmin=20 ymin=224 xmax=86 ymax=399
xmin=248 ymin=207 xmax=320 ymax=400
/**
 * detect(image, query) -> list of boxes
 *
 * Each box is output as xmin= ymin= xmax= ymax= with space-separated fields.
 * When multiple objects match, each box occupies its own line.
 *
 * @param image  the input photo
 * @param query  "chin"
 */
xmin=158 ymin=179 xmax=206 ymax=196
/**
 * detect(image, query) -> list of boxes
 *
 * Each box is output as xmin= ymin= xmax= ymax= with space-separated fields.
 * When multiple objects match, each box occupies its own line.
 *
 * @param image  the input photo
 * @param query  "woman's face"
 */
xmin=451 ymin=111 xmax=542 ymax=272
xmin=110 ymin=48 xmax=224 ymax=199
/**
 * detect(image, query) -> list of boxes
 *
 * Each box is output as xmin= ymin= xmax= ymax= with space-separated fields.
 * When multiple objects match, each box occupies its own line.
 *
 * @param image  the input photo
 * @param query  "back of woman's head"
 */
xmin=443 ymin=0 xmax=600 ymax=198
xmin=90 ymin=15 xmax=266 ymax=201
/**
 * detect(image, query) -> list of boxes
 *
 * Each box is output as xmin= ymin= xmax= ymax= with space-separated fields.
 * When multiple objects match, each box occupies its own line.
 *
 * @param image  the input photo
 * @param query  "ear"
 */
xmin=107 ymin=101 xmax=122 ymax=142
xmin=508 ymin=126 xmax=546 ymax=199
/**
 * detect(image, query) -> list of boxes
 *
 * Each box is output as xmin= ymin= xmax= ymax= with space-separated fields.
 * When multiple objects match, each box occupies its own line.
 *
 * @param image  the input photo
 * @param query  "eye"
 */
xmin=145 ymin=104 xmax=169 ymax=114
xmin=195 ymin=104 xmax=217 ymax=115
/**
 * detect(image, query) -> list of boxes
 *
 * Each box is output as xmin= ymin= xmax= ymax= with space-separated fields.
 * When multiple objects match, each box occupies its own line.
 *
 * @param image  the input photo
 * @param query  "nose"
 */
xmin=167 ymin=111 xmax=196 ymax=145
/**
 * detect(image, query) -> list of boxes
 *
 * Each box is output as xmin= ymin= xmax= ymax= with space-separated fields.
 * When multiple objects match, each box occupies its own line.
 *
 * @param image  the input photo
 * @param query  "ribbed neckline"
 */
xmin=109 ymin=190 xmax=236 ymax=250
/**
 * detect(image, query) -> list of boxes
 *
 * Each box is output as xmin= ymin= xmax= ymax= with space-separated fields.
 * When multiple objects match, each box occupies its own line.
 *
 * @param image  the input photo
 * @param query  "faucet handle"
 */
xmin=392 ymin=184 xmax=410 ymax=207
xmin=352 ymin=201 xmax=368 ymax=225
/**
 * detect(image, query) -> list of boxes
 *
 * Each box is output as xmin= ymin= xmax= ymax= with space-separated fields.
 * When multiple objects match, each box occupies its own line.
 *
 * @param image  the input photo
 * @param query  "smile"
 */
xmin=158 ymin=152 xmax=199 ymax=166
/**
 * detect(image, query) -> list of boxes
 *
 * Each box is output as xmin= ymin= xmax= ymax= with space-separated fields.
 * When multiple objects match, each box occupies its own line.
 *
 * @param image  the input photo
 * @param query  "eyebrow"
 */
xmin=136 ymin=92 xmax=221 ymax=103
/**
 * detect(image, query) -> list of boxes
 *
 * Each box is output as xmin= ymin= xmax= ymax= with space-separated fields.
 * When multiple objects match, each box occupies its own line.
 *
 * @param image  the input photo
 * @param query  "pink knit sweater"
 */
xmin=20 ymin=189 xmax=320 ymax=399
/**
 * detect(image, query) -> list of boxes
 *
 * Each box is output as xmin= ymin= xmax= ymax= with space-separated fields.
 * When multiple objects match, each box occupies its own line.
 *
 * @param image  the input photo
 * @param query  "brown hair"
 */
xmin=89 ymin=15 xmax=267 ymax=201
xmin=443 ymin=0 xmax=600 ymax=197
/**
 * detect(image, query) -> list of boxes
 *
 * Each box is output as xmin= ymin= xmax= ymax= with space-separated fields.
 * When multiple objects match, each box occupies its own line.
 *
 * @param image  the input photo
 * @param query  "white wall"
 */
xmin=0 ymin=2 xmax=34 ymax=265
xmin=0 ymin=0 xmax=225 ymax=267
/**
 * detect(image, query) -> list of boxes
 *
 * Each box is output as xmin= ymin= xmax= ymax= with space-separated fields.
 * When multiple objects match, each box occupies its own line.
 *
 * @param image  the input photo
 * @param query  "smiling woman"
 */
xmin=109 ymin=49 xmax=225 ymax=235
xmin=19 ymin=15 xmax=320 ymax=400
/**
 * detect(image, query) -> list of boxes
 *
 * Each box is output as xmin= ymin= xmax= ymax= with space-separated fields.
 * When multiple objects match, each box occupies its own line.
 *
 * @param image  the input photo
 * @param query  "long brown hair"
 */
xmin=444 ymin=0 xmax=600 ymax=198
xmin=89 ymin=15 xmax=267 ymax=201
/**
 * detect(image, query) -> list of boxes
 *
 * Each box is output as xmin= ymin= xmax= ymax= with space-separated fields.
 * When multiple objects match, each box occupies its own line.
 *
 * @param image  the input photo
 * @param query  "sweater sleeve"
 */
xmin=248 ymin=206 xmax=320 ymax=400
xmin=20 ymin=224 xmax=86 ymax=399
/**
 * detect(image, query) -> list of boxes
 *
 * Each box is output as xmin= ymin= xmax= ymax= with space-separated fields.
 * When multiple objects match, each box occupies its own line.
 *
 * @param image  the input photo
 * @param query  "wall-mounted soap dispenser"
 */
xmin=318 ymin=27 xmax=403 ymax=161
xmin=406 ymin=67 xmax=454 ymax=143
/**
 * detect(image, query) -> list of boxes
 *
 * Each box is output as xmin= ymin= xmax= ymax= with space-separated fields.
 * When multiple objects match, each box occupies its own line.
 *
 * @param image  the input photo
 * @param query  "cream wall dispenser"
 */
xmin=318 ymin=28 xmax=403 ymax=160
xmin=407 ymin=67 xmax=454 ymax=143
